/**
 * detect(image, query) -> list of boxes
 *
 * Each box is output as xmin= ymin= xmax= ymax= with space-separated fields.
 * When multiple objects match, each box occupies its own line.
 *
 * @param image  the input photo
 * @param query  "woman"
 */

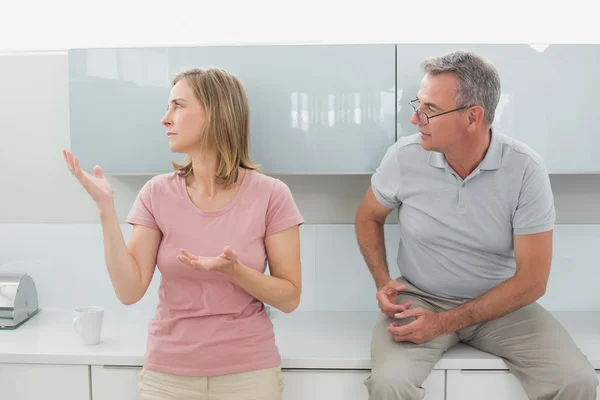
xmin=63 ymin=67 xmax=303 ymax=399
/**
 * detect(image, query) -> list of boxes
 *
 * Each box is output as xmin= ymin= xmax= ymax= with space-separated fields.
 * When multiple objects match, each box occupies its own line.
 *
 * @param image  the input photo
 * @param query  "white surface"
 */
xmin=1 ymin=224 xmax=600 ymax=313
xmin=447 ymin=370 xmax=600 ymax=400
xmin=447 ymin=370 xmax=529 ymax=400
xmin=282 ymin=369 xmax=444 ymax=400
xmin=1 ymin=309 xmax=599 ymax=370
xmin=90 ymin=366 xmax=444 ymax=400
xmin=0 ymin=363 xmax=90 ymax=400
xmin=107 ymin=365 xmax=405 ymax=400
xmin=314 ymin=225 xmax=401 ymax=311
xmin=91 ymin=365 xmax=143 ymax=400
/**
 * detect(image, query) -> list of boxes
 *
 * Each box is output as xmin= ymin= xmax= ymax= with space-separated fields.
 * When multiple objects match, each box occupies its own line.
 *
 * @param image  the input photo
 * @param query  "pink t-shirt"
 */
xmin=125 ymin=169 xmax=304 ymax=377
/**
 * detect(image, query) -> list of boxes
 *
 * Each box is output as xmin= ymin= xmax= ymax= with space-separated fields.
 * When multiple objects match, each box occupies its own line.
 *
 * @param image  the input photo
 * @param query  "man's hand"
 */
xmin=376 ymin=279 xmax=413 ymax=318
xmin=388 ymin=308 xmax=449 ymax=344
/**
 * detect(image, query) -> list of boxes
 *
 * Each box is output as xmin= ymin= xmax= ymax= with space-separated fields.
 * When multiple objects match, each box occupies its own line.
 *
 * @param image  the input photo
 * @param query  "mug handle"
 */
xmin=72 ymin=316 xmax=82 ymax=334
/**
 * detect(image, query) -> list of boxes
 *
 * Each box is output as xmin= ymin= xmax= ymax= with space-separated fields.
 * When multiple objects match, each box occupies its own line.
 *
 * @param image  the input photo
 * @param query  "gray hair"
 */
xmin=421 ymin=50 xmax=501 ymax=126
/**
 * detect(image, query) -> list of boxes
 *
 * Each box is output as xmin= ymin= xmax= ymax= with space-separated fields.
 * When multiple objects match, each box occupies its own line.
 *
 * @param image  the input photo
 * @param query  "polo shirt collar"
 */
xmin=427 ymin=128 xmax=501 ymax=171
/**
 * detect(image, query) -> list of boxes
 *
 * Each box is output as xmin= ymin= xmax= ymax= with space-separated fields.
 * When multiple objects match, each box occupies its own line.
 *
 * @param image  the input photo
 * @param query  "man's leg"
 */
xmin=365 ymin=287 xmax=460 ymax=400
xmin=462 ymin=302 xmax=598 ymax=400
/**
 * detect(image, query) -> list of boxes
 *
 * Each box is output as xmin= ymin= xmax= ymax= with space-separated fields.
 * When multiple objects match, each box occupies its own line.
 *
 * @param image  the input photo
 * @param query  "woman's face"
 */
xmin=161 ymin=79 xmax=207 ymax=154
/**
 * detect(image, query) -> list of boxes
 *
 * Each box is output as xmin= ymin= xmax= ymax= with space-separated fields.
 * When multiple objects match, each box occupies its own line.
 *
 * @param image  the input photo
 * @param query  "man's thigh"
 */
xmin=462 ymin=302 xmax=597 ymax=399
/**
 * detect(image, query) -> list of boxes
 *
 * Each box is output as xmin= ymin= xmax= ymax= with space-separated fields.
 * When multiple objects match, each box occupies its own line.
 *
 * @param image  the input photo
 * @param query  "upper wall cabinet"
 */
xmin=395 ymin=44 xmax=600 ymax=174
xmin=68 ymin=44 xmax=396 ymax=174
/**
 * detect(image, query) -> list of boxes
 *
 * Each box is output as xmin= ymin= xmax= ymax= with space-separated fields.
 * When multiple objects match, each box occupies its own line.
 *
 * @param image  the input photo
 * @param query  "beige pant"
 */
xmin=365 ymin=277 xmax=598 ymax=400
xmin=139 ymin=366 xmax=284 ymax=400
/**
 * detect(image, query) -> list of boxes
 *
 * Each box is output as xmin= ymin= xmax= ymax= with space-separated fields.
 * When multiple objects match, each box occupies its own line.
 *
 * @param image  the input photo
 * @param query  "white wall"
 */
xmin=1 ymin=52 xmax=600 ymax=313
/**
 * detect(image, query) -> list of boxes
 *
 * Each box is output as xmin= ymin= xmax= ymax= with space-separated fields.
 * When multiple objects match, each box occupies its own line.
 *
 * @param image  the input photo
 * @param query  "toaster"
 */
xmin=0 ymin=273 xmax=40 ymax=329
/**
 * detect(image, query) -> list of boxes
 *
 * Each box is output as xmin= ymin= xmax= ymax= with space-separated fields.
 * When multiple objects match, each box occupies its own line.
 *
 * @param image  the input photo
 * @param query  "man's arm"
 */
xmin=441 ymin=230 xmax=553 ymax=333
xmin=355 ymin=186 xmax=395 ymax=289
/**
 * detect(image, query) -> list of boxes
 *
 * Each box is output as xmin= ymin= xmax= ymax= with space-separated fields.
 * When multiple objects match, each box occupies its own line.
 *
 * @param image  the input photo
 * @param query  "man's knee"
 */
xmin=364 ymin=369 xmax=425 ymax=400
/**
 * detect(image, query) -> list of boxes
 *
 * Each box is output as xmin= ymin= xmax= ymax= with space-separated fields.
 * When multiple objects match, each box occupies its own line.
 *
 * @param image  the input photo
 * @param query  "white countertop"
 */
xmin=1 ymin=308 xmax=599 ymax=370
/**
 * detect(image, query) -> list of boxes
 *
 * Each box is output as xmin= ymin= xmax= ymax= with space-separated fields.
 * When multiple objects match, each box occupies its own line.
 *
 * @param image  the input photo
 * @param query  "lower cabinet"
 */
xmin=447 ymin=370 xmax=600 ymax=400
xmin=282 ymin=369 xmax=445 ymax=400
xmin=90 ymin=366 xmax=445 ymax=400
xmin=91 ymin=365 xmax=143 ymax=400
xmin=89 ymin=365 xmax=600 ymax=400
xmin=446 ymin=370 xmax=528 ymax=400
xmin=0 ymin=363 xmax=90 ymax=400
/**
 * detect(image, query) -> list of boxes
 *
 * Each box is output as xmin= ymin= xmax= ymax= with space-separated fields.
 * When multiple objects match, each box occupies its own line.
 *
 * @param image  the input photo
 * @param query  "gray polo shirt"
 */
xmin=371 ymin=130 xmax=556 ymax=300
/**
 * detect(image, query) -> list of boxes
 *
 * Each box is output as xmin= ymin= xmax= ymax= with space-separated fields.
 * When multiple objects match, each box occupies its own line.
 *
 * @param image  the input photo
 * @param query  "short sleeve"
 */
xmin=126 ymin=179 xmax=160 ymax=231
xmin=512 ymin=161 xmax=556 ymax=235
xmin=371 ymin=143 xmax=402 ymax=209
xmin=265 ymin=179 xmax=304 ymax=237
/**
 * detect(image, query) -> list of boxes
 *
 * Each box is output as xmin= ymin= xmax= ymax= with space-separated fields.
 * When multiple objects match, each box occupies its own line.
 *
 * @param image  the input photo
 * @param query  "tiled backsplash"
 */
xmin=0 ymin=223 xmax=599 ymax=313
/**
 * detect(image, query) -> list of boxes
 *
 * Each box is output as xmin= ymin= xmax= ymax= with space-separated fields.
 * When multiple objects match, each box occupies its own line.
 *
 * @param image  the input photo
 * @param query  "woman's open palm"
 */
xmin=63 ymin=149 xmax=114 ymax=207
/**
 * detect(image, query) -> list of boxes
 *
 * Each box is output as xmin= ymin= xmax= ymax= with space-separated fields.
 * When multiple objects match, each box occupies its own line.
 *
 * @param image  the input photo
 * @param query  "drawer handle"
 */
xmin=461 ymin=370 xmax=511 ymax=374
xmin=103 ymin=365 xmax=143 ymax=370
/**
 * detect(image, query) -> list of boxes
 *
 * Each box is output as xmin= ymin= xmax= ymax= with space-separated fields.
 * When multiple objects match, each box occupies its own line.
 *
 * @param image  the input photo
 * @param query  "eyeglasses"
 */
xmin=409 ymin=99 xmax=471 ymax=126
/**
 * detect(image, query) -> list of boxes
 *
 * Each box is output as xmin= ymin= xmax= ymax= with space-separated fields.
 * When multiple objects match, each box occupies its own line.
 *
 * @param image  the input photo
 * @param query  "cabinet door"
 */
xmin=91 ymin=365 xmax=143 ymax=400
xmin=0 ymin=363 xmax=90 ymax=400
xmin=395 ymin=43 xmax=600 ymax=174
xmin=282 ymin=369 xmax=444 ymax=400
xmin=448 ymin=369 xmax=600 ymax=400
xmin=447 ymin=370 xmax=529 ymax=400
xmin=68 ymin=44 xmax=396 ymax=174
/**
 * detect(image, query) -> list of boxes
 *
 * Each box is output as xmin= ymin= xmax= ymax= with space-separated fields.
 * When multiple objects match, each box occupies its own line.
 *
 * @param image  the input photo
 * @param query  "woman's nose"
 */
xmin=161 ymin=114 xmax=172 ymax=127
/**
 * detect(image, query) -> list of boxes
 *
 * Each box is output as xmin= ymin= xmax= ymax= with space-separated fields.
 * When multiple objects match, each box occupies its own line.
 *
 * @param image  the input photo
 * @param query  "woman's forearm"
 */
xmin=226 ymin=261 xmax=300 ymax=313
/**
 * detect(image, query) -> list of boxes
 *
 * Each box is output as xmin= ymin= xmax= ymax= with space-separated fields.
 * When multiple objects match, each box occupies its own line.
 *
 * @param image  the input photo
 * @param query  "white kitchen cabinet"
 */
xmin=68 ymin=44 xmax=396 ymax=175
xmin=282 ymin=369 xmax=445 ymax=400
xmin=89 ymin=366 xmax=444 ymax=399
xmin=0 ymin=363 xmax=90 ymax=400
xmin=91 ymin=365 xmax=143 ymax=400
xmin=446 ymin=370 xmax=527 ymax=400
xmin=447 ymin=370 xmax=600 ymax=400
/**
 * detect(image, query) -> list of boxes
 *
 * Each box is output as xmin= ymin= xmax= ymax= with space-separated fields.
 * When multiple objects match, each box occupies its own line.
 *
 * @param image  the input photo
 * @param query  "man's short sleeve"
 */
xmin=512 ymin=161 xmax=556 ymax=235
xmin=371 ymin=143 xmax=402 ymax=209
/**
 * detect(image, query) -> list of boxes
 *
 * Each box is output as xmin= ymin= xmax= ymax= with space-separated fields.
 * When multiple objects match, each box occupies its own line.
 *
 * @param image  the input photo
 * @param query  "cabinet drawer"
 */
xmin=0 ymin=363 xmax=90 ymax=400
xmin=448 ymin=370 xmax=600 ymax=400
xmin=282 ymin=369 xmax=444 ymax=400
xmin=91 ymin=365 xmax=143 ymax=400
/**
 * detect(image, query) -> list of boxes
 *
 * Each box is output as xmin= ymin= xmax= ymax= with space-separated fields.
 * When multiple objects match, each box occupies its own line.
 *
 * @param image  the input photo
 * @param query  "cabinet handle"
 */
xmin=103 ymin=365 xmax=143 ymax=369
xmin=461 ymin=369 xmax=511 ymax=374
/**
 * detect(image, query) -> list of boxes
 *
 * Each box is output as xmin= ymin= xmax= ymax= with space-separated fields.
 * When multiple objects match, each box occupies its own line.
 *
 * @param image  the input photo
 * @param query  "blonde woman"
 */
xmin=63 ymin=67 xmax=303 ymax=399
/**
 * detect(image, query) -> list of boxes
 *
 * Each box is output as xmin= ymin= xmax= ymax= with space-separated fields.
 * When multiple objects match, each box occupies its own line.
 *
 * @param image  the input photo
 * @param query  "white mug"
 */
xmin=72 ymin=306 xmax=104 ymax=345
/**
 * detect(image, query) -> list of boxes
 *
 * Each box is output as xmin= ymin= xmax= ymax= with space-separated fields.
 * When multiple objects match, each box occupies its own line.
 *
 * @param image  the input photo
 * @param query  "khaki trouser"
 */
xmin=139 ymin=366 xmax=284 ymax=400
xmin=365 ymin=277 xmax=598 ymax=400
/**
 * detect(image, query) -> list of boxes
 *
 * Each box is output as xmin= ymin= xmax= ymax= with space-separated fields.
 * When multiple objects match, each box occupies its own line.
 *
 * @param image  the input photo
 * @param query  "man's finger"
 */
xmin=382 ymin=303 xmax=409 ymax=314
xmin=394 ymin=307 xmax=423 ymax=319
xmin=392 ymin=334 xmax=420 ymax=343
xmin=387 ymin=320 xmax=419 ymax=337
xmin=382 ymin=299 xmax=413 ymax=313
xmin=384 ymin=283 xmax=405 ymax=295
xmin=398 ymin=300 xmax=413 ymax=310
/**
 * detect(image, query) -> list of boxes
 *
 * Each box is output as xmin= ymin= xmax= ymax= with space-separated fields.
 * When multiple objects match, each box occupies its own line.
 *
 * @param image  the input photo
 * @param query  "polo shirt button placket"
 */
xmin=457 ymin=182 xmax=467 ymax=214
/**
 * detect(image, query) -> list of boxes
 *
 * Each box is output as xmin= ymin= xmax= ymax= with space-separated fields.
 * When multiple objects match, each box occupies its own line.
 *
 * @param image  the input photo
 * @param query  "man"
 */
xmin=355 ymin=50 xmax=598 ymax=400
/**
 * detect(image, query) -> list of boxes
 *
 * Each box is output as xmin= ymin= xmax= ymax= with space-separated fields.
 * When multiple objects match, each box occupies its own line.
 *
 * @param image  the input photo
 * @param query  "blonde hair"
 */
xmin=171 ymin=67 xmax=260 ymax=186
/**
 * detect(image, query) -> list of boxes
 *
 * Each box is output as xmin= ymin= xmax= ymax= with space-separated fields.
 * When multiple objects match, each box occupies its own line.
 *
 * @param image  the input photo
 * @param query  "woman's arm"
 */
xmin=178 ymin=225 xmax=302 ymax=313
xmin=229 ymin=225 xmax=301 ymax=313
